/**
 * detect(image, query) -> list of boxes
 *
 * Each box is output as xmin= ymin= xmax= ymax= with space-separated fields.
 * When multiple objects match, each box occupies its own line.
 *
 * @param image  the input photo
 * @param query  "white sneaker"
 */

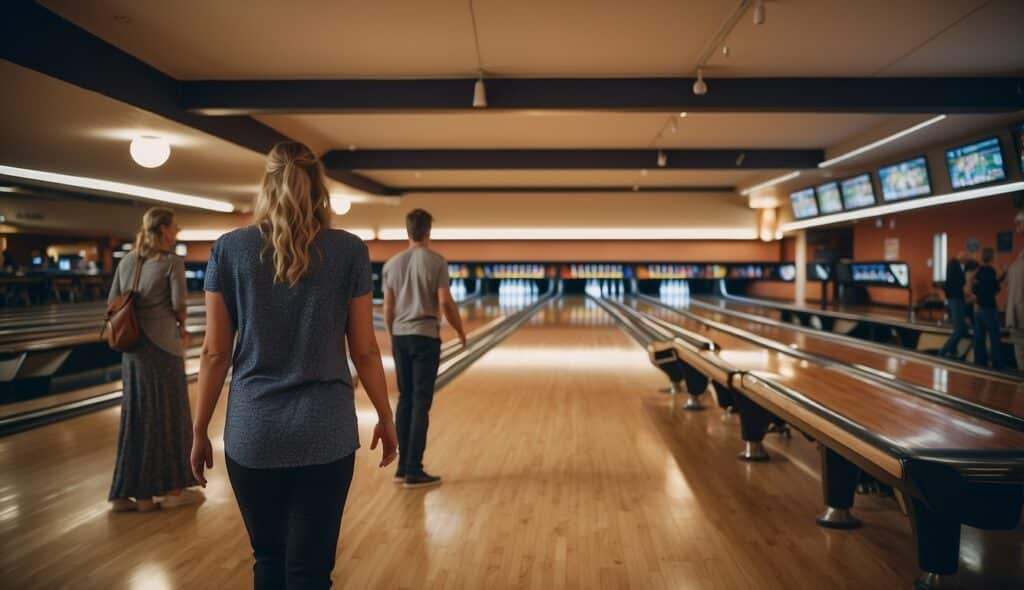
xmin=110 ymin=499 xmax=137 ymax=512
xmin=160 ymin=489 xmax=203 ymax=509
xmin=136 ymin=498 xmax=159 ymax=512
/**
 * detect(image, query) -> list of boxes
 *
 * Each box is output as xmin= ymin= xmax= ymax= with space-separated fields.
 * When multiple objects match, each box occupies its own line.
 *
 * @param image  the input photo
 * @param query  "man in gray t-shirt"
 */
xmin=383 ymin=209 xmax=465 ymax=488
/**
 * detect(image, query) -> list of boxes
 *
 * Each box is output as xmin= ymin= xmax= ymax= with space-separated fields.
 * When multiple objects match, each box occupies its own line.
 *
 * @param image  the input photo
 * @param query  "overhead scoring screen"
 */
xmin=790 ymin=187 xmax=819 ymax=219
xmin=840 ymin=173 xmax=876 ymax=210
xmin=878 ymin=156 xmax=932 ymax=201
xmin=1014 ymin=122 xmax=1024 ymax=173
xmin=945 ymin=136 xmax=1006 ymax=189
xmin=815 ymin=181 xmax=843 ymax=214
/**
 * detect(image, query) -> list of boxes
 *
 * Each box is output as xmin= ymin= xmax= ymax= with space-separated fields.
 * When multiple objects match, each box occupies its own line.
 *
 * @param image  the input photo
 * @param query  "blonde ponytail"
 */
xmin=254 ymin=141 xmax=331 ymax=287
xmin=134 ymin=207 xmax=175 ymax=258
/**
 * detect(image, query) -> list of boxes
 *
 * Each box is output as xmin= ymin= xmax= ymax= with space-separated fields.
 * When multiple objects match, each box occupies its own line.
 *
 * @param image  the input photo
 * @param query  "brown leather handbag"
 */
xmin=102 ymin=256 xmax=146 ymax=352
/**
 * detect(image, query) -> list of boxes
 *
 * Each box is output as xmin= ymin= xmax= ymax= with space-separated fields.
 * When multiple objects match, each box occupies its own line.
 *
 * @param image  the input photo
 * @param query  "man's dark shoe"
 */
xmin=393 ymin=470 xmax=405 ymax=483
xmin=403 ymin=471 xmax=442 ymax=489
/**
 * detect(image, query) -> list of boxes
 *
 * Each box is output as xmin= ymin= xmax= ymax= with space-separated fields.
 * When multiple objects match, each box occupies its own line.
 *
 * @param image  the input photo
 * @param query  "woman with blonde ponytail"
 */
xmin=108 ymin=207 xmax=200 ymax=512
xmin=191 ymin=141 xmax=397 ymax=589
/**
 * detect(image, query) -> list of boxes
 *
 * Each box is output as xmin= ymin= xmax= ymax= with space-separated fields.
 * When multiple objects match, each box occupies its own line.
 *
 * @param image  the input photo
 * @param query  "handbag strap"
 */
xmin=130 ymin=255 xmax=146 ymax=293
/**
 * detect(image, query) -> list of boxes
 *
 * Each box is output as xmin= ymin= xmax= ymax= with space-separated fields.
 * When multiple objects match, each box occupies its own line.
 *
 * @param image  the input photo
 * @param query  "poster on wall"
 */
xmin=884 ymin=237 xmax=900 ymax=261
xmin=997 ymin=231 xmax=1013 ymax=252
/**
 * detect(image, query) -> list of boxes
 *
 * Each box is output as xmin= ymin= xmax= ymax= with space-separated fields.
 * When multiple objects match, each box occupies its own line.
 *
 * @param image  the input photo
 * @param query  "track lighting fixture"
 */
xmin=657 ymin=151 xmax=667 ymax=168
xmin=692 ymin=69 xmax=708 ymax=96
xmin=670 ymin=119 xmax=679 ymax=134
xmin=472 ymin=74 xmax=487 ymax=108
xmin=753 ymin=0 xmax=765 ymax=25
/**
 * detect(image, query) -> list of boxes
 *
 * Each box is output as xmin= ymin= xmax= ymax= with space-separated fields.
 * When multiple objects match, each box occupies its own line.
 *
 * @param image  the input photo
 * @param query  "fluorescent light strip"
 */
xmin=178 ymin=228 xmax=377 ymax=241
xmin=780 ymin=181 xmax=1024 ymax=232
xmin=377 ymin=227 xmax=758 ymax=241
xmin=818 ymin=115 xmax=947 ymax=169
xmin=0 ymin=164 xmax=235 ymax=213
xmin=740 ymin=171 xmax=801 ymax=196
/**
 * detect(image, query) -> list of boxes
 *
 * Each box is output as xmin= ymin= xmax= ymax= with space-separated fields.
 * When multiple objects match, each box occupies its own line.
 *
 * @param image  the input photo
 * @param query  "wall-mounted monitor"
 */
xmin=1014 ymin=122 xmax=1024 ymax=174
xmin=839 ymin=173 xmax=876 ymax=210
xmin=815 ymin=181 xmax=843 ymax=214
xmin=945 ymin=136 xmax=1006 ymax=190
xmin=878 ymin=156 xmax=932 ymax=202
xmin=790 ymin=187 xmax=819 ymax=219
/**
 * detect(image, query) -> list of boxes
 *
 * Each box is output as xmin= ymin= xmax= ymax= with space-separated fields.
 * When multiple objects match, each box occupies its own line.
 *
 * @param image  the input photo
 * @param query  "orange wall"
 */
xmin=852 ymin=194 xmax=1018 ymax=307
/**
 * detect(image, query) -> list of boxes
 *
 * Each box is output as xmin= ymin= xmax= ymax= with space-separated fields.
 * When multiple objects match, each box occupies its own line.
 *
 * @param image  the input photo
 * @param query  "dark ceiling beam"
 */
xmin=0 ymin=1 xmax=397 ymax=196
xmin=396 ymin=186 xmax=735 ymax=194
xmin=183 ymin=77 xmax=1024 ymax=115
xmin=323 ymin=149 xmax=823 ymax=170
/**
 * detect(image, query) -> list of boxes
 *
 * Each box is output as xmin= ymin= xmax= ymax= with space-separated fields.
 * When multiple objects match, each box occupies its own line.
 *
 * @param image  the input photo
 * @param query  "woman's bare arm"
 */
xmin=190 ymin=290 xmax=234 ymax=485
xmin=346 ymin=292 xmax=397 ymax=467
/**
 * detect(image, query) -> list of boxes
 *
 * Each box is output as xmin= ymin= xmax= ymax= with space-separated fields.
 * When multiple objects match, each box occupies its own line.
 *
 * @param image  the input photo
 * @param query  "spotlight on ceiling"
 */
xmin=129 ymin=136 xmax=171 ymax=168
xmin=657 ymin=151 xmax=667 ymax=168
xmin=735 ymin=152 xmax=747 ymax=166
xmin=473 ymin=75 xmax=488 ymax=108
xmin=670 ymin=119 xmax=679 ymax=134
xmin=753 ymin=0 xmax=765 ymax=25
xmin=692 ymin=69 xmax=708 ymax=96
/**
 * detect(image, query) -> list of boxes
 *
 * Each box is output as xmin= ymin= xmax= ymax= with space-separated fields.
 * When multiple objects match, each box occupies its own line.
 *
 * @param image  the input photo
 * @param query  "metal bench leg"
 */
xmin=816 ymin=445 xmax=861 ymax=529
xmin=908 ymin=497 xmax=961 ymax=590
xmin=732 ymin=392 xmax=771 ymax=461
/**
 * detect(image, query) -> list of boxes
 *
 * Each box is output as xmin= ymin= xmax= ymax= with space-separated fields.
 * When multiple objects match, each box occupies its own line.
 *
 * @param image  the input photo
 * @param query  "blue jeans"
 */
xmin=972 ymin=307 xmax=1003 ymax=369
xmin=392 ymin=335 xmax=442 ymax=476
xmin=940 ymin=298 xmax=968 ymax=357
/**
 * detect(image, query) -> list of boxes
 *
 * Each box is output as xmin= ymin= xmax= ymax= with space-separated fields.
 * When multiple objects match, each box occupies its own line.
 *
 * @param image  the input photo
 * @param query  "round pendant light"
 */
xmin=330 ymin=194 xmax=352 ymax=215
xmin=130 ymin=136 xmax=171 ymax=168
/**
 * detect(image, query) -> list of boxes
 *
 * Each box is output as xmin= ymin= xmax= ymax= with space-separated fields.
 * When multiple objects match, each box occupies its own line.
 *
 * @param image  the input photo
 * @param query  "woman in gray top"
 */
xmin=107 ymin=207 xmax=200 ymax=512
xmin=190 ymin=141 xmax=397 ymax=589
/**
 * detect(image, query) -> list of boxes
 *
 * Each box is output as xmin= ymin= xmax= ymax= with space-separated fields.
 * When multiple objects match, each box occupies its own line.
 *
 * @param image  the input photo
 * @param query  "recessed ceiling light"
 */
xmin=130 ymin=136 xmax=171 ymax=168
xmin=818 ymin=115 xmax=947 ymax=168
xmin=739 ymin=171 xmax=800 ymax=196
xmin=0 ymin=186 xmax=17 ymax=193
xmin=0 ymin=164 xmax=234 ymax=212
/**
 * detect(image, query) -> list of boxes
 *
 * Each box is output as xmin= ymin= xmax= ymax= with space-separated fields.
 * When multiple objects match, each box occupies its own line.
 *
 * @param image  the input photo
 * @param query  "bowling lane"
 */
xmin=0 ymin=295 xmax=925 ymax=589
xmin=635 ymin=297 xmax=1024 ymax=422
xmin=706 ymin=294 xmax=951 ymax=331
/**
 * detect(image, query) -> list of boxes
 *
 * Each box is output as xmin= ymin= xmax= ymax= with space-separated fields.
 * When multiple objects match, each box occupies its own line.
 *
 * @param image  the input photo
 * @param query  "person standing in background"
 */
xmin=939 ymin=250 xmax=969 ymax=357
xmin=383 ymin=209 xmax=466 ymax=489
xmin=971 ymin=247 xmax=1004 ymax=369
xmin=1005 ymin=210 xmax=1024 ymax=369
xmin=108 ymin=207 xmax=198 ymax=512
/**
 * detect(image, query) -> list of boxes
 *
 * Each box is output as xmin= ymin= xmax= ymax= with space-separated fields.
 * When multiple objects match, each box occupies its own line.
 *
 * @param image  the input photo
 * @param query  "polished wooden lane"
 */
xmin=672 ymin=298 xmax=1024 ymax=420
xmin=634 ymin=299 xmax=1024 ymax=451
xmin=3 ymin=297 xmax=1017 ymax=588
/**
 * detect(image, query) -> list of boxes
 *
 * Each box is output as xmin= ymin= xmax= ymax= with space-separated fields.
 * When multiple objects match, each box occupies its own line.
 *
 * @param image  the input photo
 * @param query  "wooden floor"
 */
xmin=1 ymin=297 xmax=1020 ymax=589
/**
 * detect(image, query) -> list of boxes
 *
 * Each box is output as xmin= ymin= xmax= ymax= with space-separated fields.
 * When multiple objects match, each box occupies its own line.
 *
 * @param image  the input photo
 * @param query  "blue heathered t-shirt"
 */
xmin=204 ymin=226 xmax=372 ymax=468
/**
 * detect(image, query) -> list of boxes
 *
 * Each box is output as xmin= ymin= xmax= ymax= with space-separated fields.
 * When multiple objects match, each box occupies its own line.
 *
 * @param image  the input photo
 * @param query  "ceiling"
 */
xmin=2 ymin=0 xmax=1022 ymax=234
xmin=39 ymin=0 xmax=1024 ymax=79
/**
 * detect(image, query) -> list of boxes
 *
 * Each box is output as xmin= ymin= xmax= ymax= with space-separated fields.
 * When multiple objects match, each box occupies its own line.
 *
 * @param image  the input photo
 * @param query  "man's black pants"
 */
xmin=392 ymin=334 xmax=441 ymax=475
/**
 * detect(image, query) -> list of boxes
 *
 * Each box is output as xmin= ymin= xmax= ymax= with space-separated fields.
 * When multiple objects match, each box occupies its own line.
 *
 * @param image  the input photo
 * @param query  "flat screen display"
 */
xmin=1014 ymin=122 xmax=1024 ymax=173
xmin=878 ymin=156 xmax=932 ymax=201
xmin=840 ymin=174 xmax=876 ymax=210
xmin=815 ymin=182 xmax=843 ymax=214
xmin=790 ymin=187 xmax=819 ymax=219
xmin=945 ymin=136 xmax=1006 ymax=189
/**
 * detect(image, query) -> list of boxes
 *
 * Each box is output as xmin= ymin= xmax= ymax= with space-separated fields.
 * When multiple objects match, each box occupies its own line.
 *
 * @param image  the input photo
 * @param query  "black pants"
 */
xmin=226 ymin=453 xmax=356 ymax=590
xmin=392 ymin=334 xmax=441 ymax=475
